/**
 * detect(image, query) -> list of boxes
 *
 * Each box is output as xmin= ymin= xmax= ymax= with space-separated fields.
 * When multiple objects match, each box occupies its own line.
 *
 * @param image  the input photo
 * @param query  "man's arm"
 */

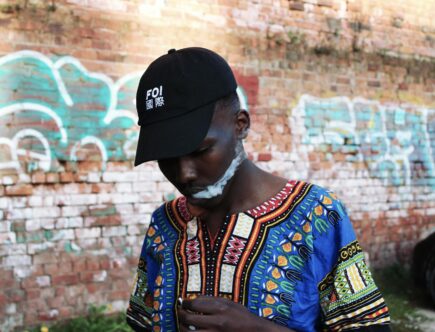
xmin=125 ymin=260 xmax=154 ymax=332
xmin=126 ymin=215 xmax=158 ymax=332
xmin=312 ymin=187 xmax=391 ymax=331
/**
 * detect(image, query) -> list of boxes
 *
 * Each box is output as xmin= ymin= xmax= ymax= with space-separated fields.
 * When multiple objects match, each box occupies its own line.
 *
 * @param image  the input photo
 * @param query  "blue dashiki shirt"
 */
xmin=126 ymin=180 xmax=390 ymax=331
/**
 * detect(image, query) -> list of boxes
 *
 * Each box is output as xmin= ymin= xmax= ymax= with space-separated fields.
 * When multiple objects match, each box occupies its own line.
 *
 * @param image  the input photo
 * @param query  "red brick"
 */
xmin=44 ymin=263 xmax=59 ymax=275
xmin=91 ymin=183 xmax=114 ymax=193
xmin=86 ymin=257 xmax=100 ymax=271
xmin=80 ymin=271 xmax=96 ymax=282
xmin=337 ymin=77 xmax=350 ymax=85
xmin=52 ymin=274 xmax=79 ymax=285
xmin=55 ymin=286 xmax=66 ymax=297
xmin=72 ymin=258 xmax=87 ymax=272
xmin=367 ymin=63 xmax=379 ymax=71
xmin=87 ymin=283 xmax=103 ymax=294
xmin=0 ymin=270 xmax=15 ymax=288
xmin=22 ymin=276 xmax=39 ymax=289
xmin=367 ymin=80 xmax=381 ymax=87
xmin=46 ymin=296 xmax=63 ymax=309
xmin=77 ymin=161 xmax=104 ymax=172
xmin=398 ymin=82 xmax=408 ymax=90
xmin=87 ymin=215 xmax=121 ymax=227
xmin=317 ymin=0 xmax=333 ymax=7
xmin=60 ymin=172 xmax=75 ymax=183
xmin=108 ymin=290 xmax=129 ymax=301
xmin=100 ymin=257 xmax=111 ymax=270
xmin=26 ymin=288 xmax=41 ymax=300
xmin=38 ymin=311 xmax=58 ymax=321
xmin=46 ymin=172 xmax=60 ymax=183
xmin=5 ymin=184 xmax=33 ymax=196
xmin=31 ymin=171 xmax=46 ymax=184
xmin=258 ymin=153 xmax=272 ymax=162
xmin=289 ymin=1 xmax=305 ymax=11
xmin=0 ymin=294 xmax=8 ymax=309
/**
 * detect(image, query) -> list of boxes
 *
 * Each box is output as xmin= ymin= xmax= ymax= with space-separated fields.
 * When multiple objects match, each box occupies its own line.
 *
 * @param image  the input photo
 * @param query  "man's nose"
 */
xmin=177 ymin=156 xmax=197 ymax=184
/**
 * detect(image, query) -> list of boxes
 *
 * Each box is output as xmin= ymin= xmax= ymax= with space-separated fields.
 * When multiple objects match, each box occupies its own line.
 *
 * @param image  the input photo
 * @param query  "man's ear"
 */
xmin=235 ymin=109 xmax=250 ymax=139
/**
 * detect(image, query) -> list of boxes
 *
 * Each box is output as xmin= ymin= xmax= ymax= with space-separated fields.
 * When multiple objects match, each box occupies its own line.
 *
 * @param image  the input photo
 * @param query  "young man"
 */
xmin=126 ymin=47 xmax=391 ymax=332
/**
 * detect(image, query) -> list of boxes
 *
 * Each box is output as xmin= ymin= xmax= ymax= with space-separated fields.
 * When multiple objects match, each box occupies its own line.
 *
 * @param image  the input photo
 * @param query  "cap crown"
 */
xmin=136 ymin=47 xmax=237 ymax=126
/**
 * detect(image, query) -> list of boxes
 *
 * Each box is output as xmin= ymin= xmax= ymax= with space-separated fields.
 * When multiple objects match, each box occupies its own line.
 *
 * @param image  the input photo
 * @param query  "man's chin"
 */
xmin=185 ymin=195 xmax=221 ymax=216
xmin=185 ymin=195 xmax=211 ymax=207
xmin=185 ymin=197 xmax=209 ymax=217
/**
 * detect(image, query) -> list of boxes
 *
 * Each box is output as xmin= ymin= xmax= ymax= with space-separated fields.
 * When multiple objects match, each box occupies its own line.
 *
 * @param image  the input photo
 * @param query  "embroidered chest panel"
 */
xmin=162 ymin=180 xmax=315 ymax=309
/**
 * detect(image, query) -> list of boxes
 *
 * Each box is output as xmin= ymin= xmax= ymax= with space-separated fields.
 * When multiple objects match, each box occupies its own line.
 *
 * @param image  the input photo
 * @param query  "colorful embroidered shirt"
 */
xmin=126 ymin=180 xmax=390 ymax=331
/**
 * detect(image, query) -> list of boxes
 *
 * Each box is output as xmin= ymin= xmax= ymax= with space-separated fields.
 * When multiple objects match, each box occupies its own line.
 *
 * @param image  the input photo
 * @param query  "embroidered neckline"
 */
xmin=176 ymin=180 xmax=297 ymax=222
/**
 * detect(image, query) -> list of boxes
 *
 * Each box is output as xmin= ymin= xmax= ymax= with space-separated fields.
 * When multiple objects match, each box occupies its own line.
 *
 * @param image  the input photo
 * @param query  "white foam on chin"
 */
xmin=192 ymin=141 xmax=246 ymax=199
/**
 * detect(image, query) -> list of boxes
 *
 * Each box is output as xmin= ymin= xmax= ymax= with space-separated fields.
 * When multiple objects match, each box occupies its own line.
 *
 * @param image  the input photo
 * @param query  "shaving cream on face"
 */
xmin=192 ymin=140 xmax=246 ymax=200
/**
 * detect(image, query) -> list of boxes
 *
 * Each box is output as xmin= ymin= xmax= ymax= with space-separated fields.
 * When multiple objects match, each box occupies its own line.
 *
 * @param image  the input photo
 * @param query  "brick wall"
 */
xmin=0 ymin=0 xmax=434 ymax=330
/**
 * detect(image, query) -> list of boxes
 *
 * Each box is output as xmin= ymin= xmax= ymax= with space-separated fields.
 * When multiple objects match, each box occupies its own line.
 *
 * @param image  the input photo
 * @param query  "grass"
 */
xmin=26 ymin=305 xmax=130 ymax=332
xmin=25 ymin=265 xmax=433 ymax=332
xmin=373 ymin=264 xmax=432 ymax=332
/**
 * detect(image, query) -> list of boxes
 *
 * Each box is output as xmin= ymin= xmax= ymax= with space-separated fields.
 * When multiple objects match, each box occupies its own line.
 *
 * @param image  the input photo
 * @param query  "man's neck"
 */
xmin=200 ymin=160 xmax=287 ymax=237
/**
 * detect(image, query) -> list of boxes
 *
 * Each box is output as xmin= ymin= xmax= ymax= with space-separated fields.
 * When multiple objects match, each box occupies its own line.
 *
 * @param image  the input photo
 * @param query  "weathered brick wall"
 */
xmin=0 ymin=0 xmax=434 ymax=330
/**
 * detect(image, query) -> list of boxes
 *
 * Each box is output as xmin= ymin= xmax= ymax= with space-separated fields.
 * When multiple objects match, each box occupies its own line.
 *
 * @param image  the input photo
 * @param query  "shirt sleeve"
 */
xmin=126 ymin=214 xmax=160 ymax=332
xmin=310 ymin=186 xmax=391 ymax=331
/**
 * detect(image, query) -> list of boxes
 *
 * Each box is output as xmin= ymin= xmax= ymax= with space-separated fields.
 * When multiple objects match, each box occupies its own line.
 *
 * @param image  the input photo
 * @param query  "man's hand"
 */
xmin=177 ymin=296 xmax=295 ymax=332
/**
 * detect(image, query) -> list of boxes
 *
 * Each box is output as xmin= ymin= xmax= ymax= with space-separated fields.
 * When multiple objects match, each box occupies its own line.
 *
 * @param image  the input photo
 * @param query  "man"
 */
xmin=126 ymin=47 xmax=391 ymax=332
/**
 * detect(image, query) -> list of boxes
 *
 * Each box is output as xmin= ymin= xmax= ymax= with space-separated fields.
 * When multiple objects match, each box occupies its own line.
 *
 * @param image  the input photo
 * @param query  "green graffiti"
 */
xmin=299 ymin=95 xmax=434 ymax=189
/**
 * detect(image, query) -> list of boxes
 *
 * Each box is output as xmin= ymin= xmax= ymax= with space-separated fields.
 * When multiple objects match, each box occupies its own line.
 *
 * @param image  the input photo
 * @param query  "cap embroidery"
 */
xmin=145 ymin=85 xmax=165 ymax=111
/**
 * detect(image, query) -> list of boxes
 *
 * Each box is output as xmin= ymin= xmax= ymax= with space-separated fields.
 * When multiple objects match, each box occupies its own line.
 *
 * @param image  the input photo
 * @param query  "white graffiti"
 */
xmin=103 ymin=71 xmax=142 ymax=124
xmin=0 ymin=128 xmax=51 ymax=172
xmin=0 ymin=102 xmax=68 ymax=143
xmin=70 ymin=136 xmax=108 ymax=163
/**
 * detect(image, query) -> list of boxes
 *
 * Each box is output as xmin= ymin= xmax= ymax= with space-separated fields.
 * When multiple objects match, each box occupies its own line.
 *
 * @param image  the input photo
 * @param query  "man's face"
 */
xmin=157 ymin=108 xmax=244 ymax=208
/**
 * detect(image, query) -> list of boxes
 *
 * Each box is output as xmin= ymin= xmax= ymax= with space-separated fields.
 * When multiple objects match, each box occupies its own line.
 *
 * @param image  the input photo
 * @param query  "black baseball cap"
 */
xmin=134 ymin=47 xmax=238 ymax=166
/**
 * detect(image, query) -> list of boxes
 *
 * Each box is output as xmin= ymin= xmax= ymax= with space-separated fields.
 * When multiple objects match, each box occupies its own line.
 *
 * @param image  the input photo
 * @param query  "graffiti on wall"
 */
xmin=0 ymin=51 xmax=251 ymax=173
xmin=291 ymin=95 xmax=435 ymax=188
xmin=0 ymin=50 xmax=142 ymax=172
xmin=0 ymin=51 xmax=434 ymax=189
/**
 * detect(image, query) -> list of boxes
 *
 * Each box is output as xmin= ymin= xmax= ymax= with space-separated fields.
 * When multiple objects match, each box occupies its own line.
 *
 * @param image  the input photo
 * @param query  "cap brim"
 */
xmin=134 ymin=103 xmax=215 ymax=165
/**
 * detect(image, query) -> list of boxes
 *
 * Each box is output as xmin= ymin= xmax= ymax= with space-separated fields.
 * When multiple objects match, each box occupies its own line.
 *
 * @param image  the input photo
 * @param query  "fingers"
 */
xmin=182 ymin=295 xmax=231 ymax=315
xmin=178 ymin=307 xmax=213 ymax=331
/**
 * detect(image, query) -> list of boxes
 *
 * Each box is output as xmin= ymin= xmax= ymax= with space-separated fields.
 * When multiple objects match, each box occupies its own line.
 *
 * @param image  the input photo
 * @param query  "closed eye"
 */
xmin=192 ymin=145 xmax=213 ymax=156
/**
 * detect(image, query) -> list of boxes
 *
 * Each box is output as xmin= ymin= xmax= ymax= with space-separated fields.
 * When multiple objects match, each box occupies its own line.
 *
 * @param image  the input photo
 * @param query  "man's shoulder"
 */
xmin=150 ymin=201 xmax=168 ymax=215
xmin=295 ymin=180 xmax=339 ymax=199
xmin=283 ymin=180 xmax=345 ymax=214
xmin=282 ymin=179 xmax=331 ymax=199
